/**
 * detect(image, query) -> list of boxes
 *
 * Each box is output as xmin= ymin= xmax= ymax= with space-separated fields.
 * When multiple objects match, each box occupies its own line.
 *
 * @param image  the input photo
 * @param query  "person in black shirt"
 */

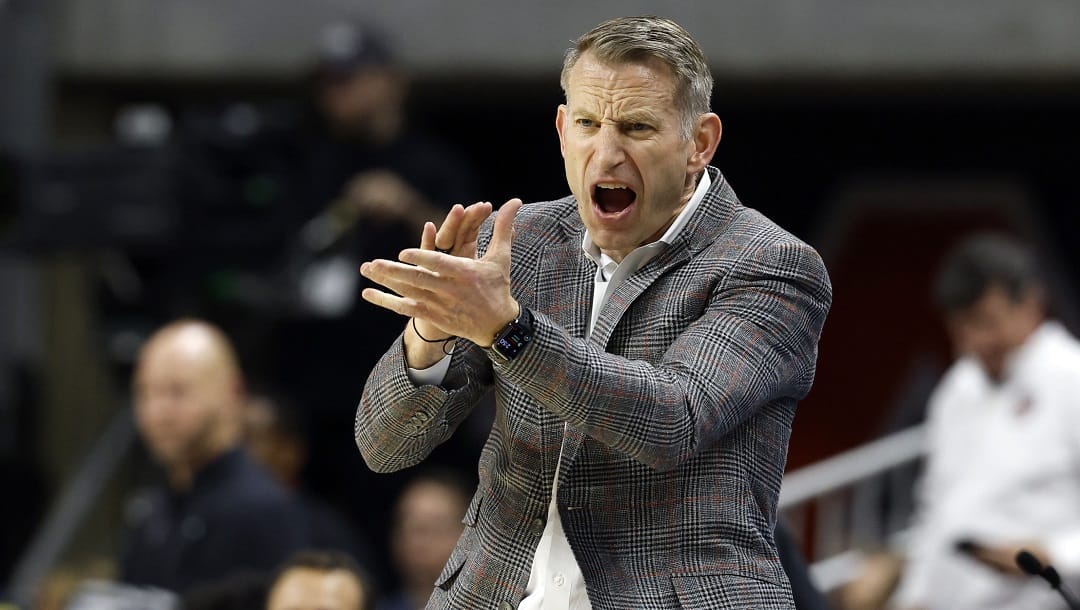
xmin=121 ymin=319 xmax=307 ymax=595
xmin=272 ymin=23 xmax=485 ymax=575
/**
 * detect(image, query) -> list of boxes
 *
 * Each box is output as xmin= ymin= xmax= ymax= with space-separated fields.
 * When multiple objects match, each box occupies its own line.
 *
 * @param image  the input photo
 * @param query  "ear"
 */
xmin=555 ymin=104 xmax=568 ymax=158
xmin=687 ymin=112 xmax=722 ymax=174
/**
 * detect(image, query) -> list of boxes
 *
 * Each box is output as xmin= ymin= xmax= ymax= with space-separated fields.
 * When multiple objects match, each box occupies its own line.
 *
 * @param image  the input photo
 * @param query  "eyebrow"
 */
xmin=571 ymin=107 xmax=660 ymax=125
xmin=617 ymin=112 xmax=659 ymax=125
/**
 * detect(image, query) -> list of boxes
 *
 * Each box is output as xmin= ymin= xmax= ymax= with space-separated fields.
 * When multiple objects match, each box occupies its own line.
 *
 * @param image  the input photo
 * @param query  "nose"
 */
xmin=592 ymin=122 xmax=627 ymax=170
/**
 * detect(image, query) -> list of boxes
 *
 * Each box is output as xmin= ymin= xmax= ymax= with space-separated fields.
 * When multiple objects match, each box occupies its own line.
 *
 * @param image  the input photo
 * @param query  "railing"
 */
xmin=3 ymin=409 xmax=137 ymax=608
xmin=779 ymin=425 xmax=927 ymax=592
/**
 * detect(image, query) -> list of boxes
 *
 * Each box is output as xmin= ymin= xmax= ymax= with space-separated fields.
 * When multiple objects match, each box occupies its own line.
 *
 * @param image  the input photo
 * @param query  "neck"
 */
xmin=168 ymin=464 xmax=195 ymax=492
xmin=335 ymin=107 xmax=403 ymax=146
xmin=167 ymin=444 xmax=234 ymax=492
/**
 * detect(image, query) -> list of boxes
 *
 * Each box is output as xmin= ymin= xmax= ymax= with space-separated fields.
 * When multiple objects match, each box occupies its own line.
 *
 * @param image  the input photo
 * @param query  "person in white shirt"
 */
xmin=891 ymin=233 xmax=1080 ymax=610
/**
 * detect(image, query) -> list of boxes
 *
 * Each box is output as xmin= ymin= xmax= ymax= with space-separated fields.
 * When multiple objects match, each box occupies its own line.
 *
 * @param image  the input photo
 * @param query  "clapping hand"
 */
xmin=360 ymin=198 xmax=523 ymax=368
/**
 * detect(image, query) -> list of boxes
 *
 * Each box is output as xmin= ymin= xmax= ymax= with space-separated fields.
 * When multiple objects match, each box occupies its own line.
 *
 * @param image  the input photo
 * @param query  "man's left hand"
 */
xmin=360 ymin=198 xmax=523 ymax=348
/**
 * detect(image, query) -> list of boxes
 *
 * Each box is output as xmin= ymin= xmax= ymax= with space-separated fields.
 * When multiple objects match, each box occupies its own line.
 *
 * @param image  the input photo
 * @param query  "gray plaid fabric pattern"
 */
xmin=356 ymin=167 xmax=832 ymax=609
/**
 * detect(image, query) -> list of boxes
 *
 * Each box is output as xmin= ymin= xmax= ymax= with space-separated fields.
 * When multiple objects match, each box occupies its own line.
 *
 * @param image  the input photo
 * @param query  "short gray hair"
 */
xmin=559 ymin=16 xmax=713 ymax=140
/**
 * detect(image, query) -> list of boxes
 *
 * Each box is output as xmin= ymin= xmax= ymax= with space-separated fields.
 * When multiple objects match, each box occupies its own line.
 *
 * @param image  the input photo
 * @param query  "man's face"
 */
xmin=944 ymin=285 xmax=1043 ymax=380
xmin=266 ymin=568 xmax=363 ymax=610
xmin=132 ymin=338 xmax=232 ymax=470
xmin=391 ymin=481 xmax=466 ymax=587
xmin=556 ymin=53 xmax=714 ymax=262
xmin=318 ymin=67 xmax=402 ymax=136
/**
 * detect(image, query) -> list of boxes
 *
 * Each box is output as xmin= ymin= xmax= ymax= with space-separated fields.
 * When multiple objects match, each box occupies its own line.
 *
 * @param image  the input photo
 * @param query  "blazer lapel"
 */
xmin=534 ymin=242 xmax=593 ymax=342
xmin=588 ymin=243 xmax=691 ymax=349
xmin=532 ymin=241 xmax=594 ymax=482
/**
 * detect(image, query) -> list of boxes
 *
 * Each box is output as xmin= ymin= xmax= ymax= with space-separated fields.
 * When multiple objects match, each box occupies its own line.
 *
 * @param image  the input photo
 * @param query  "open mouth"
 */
xmin=592 ymin=183 xmax=637 ymax=215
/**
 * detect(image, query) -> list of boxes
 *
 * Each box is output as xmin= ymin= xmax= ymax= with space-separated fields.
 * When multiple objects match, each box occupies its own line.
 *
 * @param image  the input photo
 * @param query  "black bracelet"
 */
xmin=411 ymin=318 xmax=457 ymax=344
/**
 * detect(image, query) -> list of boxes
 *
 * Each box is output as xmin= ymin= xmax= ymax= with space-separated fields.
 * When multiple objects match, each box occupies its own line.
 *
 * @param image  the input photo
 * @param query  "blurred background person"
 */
xmin=377 ymin=470 xmax=471 ymax=610
xmin=301 ymin=20 xmax=477 ymax=246
xmin=244 ymin=391 xmax=380 ymax=582
xmin=121 ymin=320 xmax=307 ymax=596
xmin=274 ymin=20 xmax=480 ymax=321
xmin=266 ymin=550 xmax=374 ymax=610
xmin=264 ymin=23 xmax=486 ymax=571
xmin=847 ymin=234 xmax=1080 ymax=610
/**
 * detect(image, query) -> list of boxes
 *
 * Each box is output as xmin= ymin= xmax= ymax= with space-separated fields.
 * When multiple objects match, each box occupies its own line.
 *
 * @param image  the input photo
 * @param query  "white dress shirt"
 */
xmin=892 ymin=321 xmax=1080 ymax=610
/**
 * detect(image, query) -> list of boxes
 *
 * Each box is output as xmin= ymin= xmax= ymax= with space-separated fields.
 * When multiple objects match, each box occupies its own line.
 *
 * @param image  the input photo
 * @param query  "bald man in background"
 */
xmin=121 ymin=319 xmax=308 ymax=595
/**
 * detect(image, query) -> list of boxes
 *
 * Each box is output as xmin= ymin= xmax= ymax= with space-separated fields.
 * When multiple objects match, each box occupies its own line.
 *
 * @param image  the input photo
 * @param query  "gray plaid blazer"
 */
xmin=356 ymin=167 xmax=832 ymax=609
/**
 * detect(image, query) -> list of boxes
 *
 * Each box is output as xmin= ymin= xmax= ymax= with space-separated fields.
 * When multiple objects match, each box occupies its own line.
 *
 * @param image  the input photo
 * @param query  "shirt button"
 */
xmin=499 ymin=602 xmax=515 ymax=610
xmin=553 ymin=573 xmax=565 ymax=587
xmin=529 ymin=517 xmax=545 ymax=536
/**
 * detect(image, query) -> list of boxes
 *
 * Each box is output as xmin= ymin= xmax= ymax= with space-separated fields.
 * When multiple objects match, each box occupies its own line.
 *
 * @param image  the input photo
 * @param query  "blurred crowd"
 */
xmin=18 ymin=20 xmax=488 ymax=610
xmin=36 ymin=315 xmax=476 ymax=610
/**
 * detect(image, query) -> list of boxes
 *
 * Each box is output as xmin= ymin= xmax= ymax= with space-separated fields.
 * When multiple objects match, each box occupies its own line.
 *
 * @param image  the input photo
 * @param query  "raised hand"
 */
xmin=360 ymin=199 xmax=523 ymax=368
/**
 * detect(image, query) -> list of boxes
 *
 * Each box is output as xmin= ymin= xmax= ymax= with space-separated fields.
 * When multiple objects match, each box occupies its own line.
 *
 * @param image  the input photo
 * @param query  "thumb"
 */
xmin=486 ymin=198 xmax=522 ymax=261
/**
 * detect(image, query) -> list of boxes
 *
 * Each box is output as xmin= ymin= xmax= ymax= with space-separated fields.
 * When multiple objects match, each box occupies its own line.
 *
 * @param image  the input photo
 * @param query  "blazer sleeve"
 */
xmin=493 ymin=238 xmax=832 ymax=472
xmin=355 ymin=330 xmax=492 ymax=473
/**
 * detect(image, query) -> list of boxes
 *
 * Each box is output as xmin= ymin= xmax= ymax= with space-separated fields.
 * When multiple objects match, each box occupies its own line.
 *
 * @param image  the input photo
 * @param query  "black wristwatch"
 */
xmin=489 ymin=306 xmax=534 ymax=363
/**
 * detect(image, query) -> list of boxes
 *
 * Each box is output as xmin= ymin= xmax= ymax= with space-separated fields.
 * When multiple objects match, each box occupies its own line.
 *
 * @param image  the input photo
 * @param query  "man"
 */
xmin=356 ymin=16 xmax=832 ymax=609
xmin=298 ymin=19 xmax=477 ymax=265
xmin=378 ymin=470 xmax=471 ymax=610
xmin=891 ymin=234 xmax=1080 ymax=609
xmin=267 ymin=551 xmax=374 ymax=610
xmin=121 ymin=320 xmax=307 ymax=595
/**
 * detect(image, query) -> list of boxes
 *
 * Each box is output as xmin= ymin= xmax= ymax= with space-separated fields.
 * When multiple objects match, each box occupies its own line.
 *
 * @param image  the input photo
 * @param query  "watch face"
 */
xmin=493 ymin=316 xmax=533 ymax=360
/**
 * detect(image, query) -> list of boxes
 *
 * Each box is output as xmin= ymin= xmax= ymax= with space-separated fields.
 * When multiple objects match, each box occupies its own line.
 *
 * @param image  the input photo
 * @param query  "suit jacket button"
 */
xmin=499 ymin=602 xmax=515 ymax=610
xmin=529 ymin=517 xmax=545 ymax=536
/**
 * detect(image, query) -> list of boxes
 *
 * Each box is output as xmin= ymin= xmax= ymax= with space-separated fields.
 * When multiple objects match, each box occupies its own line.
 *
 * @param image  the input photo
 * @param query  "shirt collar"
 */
xmin=581 ymin=169 xmax=712 ymax=272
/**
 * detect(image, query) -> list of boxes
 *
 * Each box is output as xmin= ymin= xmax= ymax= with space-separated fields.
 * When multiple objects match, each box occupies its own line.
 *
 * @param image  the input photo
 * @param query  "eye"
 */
xmin=576 ymin=118 xmax=596 ymax=128
xmin=628 ymin=122 xmax=652 ymax=132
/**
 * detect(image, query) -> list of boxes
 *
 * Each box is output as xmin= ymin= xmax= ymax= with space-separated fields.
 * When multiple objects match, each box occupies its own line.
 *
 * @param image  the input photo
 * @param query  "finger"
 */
xmin=397 ymin=248 xmax=458 ymax=272
xmin=459 ymin=201 xmax=492 ymax=235
xmin=456 ymin=201 xmax=493 ymax=254
xmin=435 ymin=204 xmax=465 ymax=250
xmin=360 ymin=259 xmax=445 ymax=294
xmin=420 ymin=221 xmax=437 ymax=251
xmin=360 ymin=287 xmax=416 ymax=318
xmin=971 ymin=549 xmax=1012 ymax=574
xmin=486 ymin=198 xmax=523 ymax=261
xmin=360 ymin=288 xmax=447 ymax=325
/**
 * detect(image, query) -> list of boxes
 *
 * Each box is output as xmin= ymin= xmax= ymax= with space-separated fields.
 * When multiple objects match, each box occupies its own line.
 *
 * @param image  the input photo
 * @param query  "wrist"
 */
xmin=487 ymin=305 xmax=534 ymax=363
xmin=411 ymin=318 xmax=456 ymax=344
xmin=404 ymin=321 xmax=454 ymax=369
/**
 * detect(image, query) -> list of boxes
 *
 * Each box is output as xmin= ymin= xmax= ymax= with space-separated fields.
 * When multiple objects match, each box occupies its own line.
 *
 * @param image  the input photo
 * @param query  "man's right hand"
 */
xmin=401 ymin=201 xmax=494 ymax=369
